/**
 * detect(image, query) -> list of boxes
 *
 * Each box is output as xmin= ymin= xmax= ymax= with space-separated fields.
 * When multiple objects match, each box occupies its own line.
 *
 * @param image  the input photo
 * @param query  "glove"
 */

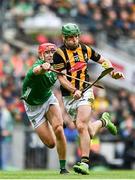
xmin=111 ymin=71 xmax=125 ymax=79
xmin=102 ymin=61 xmax=125 ymax=79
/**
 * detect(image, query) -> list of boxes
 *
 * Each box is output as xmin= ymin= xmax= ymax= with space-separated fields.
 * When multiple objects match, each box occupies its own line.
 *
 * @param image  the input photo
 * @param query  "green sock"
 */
xmin=60 ymin=160 xmax=66 ymax=169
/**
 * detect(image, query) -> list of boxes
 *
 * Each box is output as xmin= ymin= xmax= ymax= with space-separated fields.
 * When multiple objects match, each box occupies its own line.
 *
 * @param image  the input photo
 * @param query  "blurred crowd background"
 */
xmin=0 ymin=0 xmax=135 ymax=171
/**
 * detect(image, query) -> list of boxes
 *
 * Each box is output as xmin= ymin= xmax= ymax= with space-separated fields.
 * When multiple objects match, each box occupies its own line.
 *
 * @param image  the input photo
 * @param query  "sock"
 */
xmin=81 ymin=156 xmax=89 ymax=165
xmin=60 ymin=160 xmax=66 ymax=169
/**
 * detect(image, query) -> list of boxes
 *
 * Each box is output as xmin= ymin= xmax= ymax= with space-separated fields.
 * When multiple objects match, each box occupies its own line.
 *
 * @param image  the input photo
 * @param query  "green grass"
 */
xmin=0 ymin=170 xmax=135 ymax=179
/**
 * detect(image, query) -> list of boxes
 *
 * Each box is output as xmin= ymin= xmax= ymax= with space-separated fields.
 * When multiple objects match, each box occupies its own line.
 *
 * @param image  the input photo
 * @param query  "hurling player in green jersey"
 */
xmin=21 ymin=43 xmax=69 ymax=174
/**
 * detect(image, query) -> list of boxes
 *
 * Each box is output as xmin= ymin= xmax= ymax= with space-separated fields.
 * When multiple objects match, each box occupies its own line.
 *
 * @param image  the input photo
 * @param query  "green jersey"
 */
xmin=21 ymin=59 xmax=57 ymax=105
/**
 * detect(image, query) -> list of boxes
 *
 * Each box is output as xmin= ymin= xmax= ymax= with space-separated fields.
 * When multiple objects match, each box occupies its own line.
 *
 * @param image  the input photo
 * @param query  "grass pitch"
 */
xmin=0 ymin=170 xmax=135 ymax=179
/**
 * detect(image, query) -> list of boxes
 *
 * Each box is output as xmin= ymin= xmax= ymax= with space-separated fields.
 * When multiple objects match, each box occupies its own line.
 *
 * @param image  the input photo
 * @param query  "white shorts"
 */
xmin=23 ymin=94 xmax=59 ymax=129
xmin=63 ymin=88 xmax=94 ymax=119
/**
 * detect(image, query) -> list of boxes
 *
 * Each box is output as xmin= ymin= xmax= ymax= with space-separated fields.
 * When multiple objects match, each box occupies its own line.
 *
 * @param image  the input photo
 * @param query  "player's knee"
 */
xmin=46 ymin=141 xmax=55 ymax=149
xmin=76 ymin=123 xmax=86 ymax=133
xmin=54 ymin=125 xmax=63 ymax=138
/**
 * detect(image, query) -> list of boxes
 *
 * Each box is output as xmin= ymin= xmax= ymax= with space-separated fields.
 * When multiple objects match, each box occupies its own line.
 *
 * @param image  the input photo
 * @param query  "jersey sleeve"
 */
xmin=27 ymin=67 xmax=35 ymax=78
xmin=53 ymin=51 xmax=66 ymax=71
xmin=30 ymin=61 xmax=42 ymax=76
xmin=90 ymin=47 xmax=101 ymax=62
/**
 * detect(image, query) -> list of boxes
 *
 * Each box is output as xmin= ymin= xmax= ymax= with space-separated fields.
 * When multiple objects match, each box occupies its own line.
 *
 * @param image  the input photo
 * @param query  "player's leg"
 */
xmin=73 ymin=105 xmax=91 ymax=175
xmin=88 ymin=120 xmax=102 ymax=138
xmin=88 ymin=112 xmax=117 ymax=138
xmin=46 ymin=104 xmax=68 ymax=174
xmin=35 ymin=120 xmax=56 ymax=148
xmin=23 ymin=101 xmax=56 ymax=148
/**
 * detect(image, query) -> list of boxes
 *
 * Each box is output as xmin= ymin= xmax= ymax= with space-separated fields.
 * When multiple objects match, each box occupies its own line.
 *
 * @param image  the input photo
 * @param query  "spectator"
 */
xmin=93 ymin=89 xmax=110 ymax=115
xmin=119 ymin=113 xmax=135 ymax=169
xmin=0 ymin=97 xmax=14 ymax=170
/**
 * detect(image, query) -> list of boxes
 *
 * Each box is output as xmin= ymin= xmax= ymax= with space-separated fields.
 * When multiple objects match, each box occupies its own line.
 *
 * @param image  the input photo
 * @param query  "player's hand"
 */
xmin=73 ymin=89 xmax=82 ymax=100
xmin=41 ymin=62 xmax=51 ymax=71
xmin=111 ymin=71 xmax=125 ymax=79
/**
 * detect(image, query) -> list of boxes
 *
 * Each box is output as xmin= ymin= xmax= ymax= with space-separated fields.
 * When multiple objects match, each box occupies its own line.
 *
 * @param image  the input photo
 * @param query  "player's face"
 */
xmin=64 ymin=35 xmax=79 ymax=50
xmin=43 ymin=50 xmax=55 ymax=63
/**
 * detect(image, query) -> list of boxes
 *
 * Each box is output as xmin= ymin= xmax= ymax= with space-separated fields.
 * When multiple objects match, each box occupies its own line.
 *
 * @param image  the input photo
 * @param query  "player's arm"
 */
xmin=90 ymin=47 xmax=125 ymax=79
xmin=53 ymin=52 xmax=82 ymax=99
xmin=33 ymin=62 xmax=51 ymax=75
xmin=98 ymin=56 xmax=125 ymax=79
xmin=58 ymin=73 xmax=81 ymax=99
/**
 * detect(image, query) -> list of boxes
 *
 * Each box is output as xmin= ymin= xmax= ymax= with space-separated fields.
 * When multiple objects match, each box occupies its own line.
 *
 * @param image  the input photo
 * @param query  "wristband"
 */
xmin=102 ymin=61 xmax=111 ymax=69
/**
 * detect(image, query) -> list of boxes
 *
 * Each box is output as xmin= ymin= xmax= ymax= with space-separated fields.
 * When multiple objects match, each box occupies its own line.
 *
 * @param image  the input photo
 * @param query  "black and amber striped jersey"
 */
xmin=53 ymin=43 xmax=101 ymax=96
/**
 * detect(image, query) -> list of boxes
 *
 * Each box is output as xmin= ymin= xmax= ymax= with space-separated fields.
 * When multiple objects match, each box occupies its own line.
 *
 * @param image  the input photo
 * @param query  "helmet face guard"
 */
xmin=62 ymin=23 xmax=81 ymax=37
xmin=38 ymin=43 xmax=57 ymax=56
